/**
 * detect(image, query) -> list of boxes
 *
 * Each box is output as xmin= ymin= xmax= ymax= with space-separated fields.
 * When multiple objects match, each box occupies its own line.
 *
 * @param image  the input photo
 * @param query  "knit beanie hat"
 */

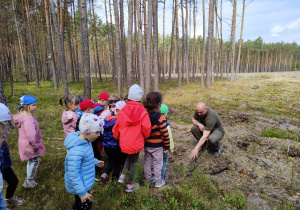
xmin=79 ymin=113 xmax=102 ymax=133
xmin=110 ymin=101 xmax=126 ymax=115
xmin=128 ymin=84 xmax=143 ymax=102
xmin=0 ymin=103 xmax=11 ymax=122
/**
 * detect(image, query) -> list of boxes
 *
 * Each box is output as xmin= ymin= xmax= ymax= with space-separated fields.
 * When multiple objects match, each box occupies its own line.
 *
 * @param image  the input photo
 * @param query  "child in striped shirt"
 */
xmin=143 ymin=92 xmax=170 ymax=188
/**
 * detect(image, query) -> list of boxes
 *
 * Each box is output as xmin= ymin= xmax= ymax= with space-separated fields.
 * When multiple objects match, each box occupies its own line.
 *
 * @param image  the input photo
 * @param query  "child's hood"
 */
xmin=148 ymin=111 xmax=161 ymax=126
xmin=13 ymin=114 xmax=26 ymax=128
xmin=62 ymin=110 xmax=78 ymax=123
xmin=120 ymin=101 xmax=148 ymax=126
xmin=64 ymin=131 xmax=88 ymax=150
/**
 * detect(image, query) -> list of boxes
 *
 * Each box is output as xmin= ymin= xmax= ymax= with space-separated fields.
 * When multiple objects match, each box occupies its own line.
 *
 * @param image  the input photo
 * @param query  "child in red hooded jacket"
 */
xmin=112 ymin=84 xmax=151 ymax=193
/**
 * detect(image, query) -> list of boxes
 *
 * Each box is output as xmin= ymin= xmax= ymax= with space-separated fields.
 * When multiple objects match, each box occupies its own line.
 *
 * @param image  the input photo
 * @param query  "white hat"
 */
xmin=0 ymin=103 xmax=12 ymax=122
xmin=79 ymin=113 xmax=102 ymax=133
xmin=128 ymin=84 xmax=143 ymax=102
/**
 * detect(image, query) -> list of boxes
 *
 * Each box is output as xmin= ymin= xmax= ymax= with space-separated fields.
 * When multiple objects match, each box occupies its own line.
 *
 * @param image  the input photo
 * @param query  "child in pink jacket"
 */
xmin=60 ymin=95 xmax=80 ymax=137
xmin=13 ymin=95 xmax=46 ymax=188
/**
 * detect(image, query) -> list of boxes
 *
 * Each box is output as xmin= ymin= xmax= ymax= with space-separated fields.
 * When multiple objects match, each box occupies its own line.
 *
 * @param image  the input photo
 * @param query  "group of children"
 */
xmin=0 ymin=83 xmax=174 ymax=209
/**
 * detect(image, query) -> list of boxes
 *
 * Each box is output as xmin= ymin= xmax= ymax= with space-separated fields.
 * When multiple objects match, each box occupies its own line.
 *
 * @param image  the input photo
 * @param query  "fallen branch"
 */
xmin=210 ymin=166 xmax=229 ymax=175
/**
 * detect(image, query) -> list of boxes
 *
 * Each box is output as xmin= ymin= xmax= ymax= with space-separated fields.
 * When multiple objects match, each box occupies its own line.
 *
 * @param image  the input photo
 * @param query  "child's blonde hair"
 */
xmin=18 ymin=105 xmax=31 ymax=115
xmin=59 ymin=95 xmax=80 ymax=109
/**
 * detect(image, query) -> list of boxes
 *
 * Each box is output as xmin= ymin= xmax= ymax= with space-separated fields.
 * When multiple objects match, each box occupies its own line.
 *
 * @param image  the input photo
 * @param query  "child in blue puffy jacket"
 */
xmin=100 ymin=101 xmax=127 ymax=183
xmin=64 ymin=114 xmax=104 ymax=209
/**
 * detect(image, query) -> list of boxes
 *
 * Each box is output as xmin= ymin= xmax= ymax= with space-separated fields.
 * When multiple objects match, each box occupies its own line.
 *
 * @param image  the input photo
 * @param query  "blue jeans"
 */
xmin=26 ymin=157 xmax=41 ymax=180
xmin=161 ymin=152 xmax=169 ymax=177
xmin=0 ymin=193 xmax=6 ymax=209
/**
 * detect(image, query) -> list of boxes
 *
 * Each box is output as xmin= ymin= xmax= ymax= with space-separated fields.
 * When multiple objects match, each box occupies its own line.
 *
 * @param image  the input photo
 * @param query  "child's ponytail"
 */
xmin=59 ymin=95 xmax=80 ymax=109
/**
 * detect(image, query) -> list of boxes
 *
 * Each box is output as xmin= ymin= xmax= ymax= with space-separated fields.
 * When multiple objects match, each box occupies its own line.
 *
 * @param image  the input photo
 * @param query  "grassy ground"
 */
xmin=2 ymin=72 xmax=300 ymax=209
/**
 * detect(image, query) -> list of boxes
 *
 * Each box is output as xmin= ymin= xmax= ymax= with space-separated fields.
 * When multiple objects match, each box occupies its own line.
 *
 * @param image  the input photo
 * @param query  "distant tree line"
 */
xmin=0 ymin=0 xmax=299 ymax=103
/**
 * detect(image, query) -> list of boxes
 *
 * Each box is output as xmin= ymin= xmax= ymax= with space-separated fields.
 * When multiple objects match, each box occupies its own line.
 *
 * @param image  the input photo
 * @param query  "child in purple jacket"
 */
xmin=13 ymin=95 xmax=46 ymax=188
xmin=100 ymin=101 xmax=127 ymax=183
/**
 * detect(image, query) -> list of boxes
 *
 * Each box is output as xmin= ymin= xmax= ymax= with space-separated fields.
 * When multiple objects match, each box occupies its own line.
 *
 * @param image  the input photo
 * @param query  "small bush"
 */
xmin=225 ymin=190 xmax=247 ymax=209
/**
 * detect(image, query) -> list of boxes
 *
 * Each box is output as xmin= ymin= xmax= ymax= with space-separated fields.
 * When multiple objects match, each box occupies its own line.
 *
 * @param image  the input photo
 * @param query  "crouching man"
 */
xmin=189 ymin=102 xmax=225 ymax=159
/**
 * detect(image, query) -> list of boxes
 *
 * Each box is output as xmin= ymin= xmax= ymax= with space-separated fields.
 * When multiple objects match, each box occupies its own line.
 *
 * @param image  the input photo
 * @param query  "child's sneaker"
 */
xmin=100 ymin=173 xmax=109 ymax=184
xmin=118 ymin=174 xmax=126 ymax=183
xmin=22 ymin=179 xmax=37 ymax=188
xmin=5 ymin=196 xmax=24 ymax=205
xmin=162 ymin=175 xmax=168 ymax=180
xmin=155 ymin=179 xmax=165 ymax=188
xmin=125 ymin=183 xmax=140 ymax=192
xmin=150 ymin=176 xmax=155 ymax=183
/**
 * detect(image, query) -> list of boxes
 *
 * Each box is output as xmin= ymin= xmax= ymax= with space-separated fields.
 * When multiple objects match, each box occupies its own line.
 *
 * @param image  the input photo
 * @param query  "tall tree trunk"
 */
xmin=113 ymin=0 xmax=123 ymax=97
xmin=24 ymin=0 xmax=39 ymax=88
xmin=65 ymin=0 xmax=75 ymax=82
xmin=50 ymin=0 xmax=69 ymax=95
xmin=185 ymin=0 xmax=189 ymax=83
xmin=201 ymin=0 xmax=206 ymax=89
xmin=78 ymin=0 xmax=91 ymax=99
xmin=109 ymin=0 xmax=116 ymax=85
xmin=145 ymin=0 xmax=152 ymax=94
xmin=230 ymin=0 xmax=237 ymax=81
xmin=169 ymin=0 xmax=175 ymax=83
xmin=127 ymin=0 xmax=133 ymax=90
xmin=180 ymin=0 xmax=185 ymax=82
xmin=44 ymin=0 xmax=58 ymax=89
xmin=220 ymin=0 xmax=223 ymax=78
xmin=235 ymin=0 xmax=245 ymax=80
xmin=92 ymin=0 xmax=102 ymax=82
xmin=105 ymin=0 xmax=115 ymax=84
xmin=192 ymin=0 xmax=196 ymax=81
xmin=136 ymin=0 xmax=145 ymax=91
xmin=120 ymin=0 xmax=127 ymax=89
xmin=12 ymin=0 xmax=28 ymax=85
xmin=73 ymin=1 xmax=79 ymax=82
xmin=206 ymin=0 xmax=214 ymax=88
xmin=175 ymin=0 xmax=181 ymax=89
xmin=153 ymin=0 xmax=159 ymax=91
xmin=162 ymin=0 xmax=166 ymax=81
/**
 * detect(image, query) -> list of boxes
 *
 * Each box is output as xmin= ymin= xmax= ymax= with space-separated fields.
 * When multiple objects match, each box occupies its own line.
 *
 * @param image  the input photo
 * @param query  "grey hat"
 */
xmin=128 ymin=84 xmax=143 ymax=102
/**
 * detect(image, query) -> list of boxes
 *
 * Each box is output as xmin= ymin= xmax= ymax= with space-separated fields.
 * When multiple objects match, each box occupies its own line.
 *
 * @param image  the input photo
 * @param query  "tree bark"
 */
xmin=136 ymin=0 xmax=145 ymax=91
xmin=120 ymin=0 xmax=127 ymax=89
xmin=113 ymin=0 xmax=123 ymax=97
xmin=50 ymin=0 xmax=69 ymax=95
xmin=201 ymin=0 xmax=206 ymax=89
xmin=169 ymin=0 xmax=175 ymax=83
xmin=176 ymin=0 xmax=181 ymax=89
xmin=105 ymin=0 xmax=115 ymax=84
xmin=127 ymin=0 xmax=133 ymax=90
xmin=153 ymin=0 xmax=159 ymax=91
xmin=206 ymin=0 xmax=214 ymax=88
xmin=230 ymin=0 xmax=237 ymax=81
xmin=145 ymin=0 xmax=152 ymax=94
xmin=78 ymin=0 xmax=91 ymax=99
xmin=44 ymin=0 xmax=58 ymax=89
xmin=65 ymin=0 xmax=75 ymax=82
xmin=92 ymin=0 xmax=102 ymax=81
xmin=24 ymin=0 xmax=39 ymax=88
xmin=235 ymin=0 xmax=245 ymax=80
xmin=109 ymin=0 xmax=116 ymax=85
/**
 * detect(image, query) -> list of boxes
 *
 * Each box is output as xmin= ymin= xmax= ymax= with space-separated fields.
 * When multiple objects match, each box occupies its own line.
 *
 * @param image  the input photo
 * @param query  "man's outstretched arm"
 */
xmin=189 ymin=130 xmax=211 ymax=159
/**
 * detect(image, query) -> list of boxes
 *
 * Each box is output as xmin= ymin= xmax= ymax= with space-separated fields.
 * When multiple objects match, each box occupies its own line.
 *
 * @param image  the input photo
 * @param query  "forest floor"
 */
xmin=3 ymin=71 xmax=300 ymax=209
